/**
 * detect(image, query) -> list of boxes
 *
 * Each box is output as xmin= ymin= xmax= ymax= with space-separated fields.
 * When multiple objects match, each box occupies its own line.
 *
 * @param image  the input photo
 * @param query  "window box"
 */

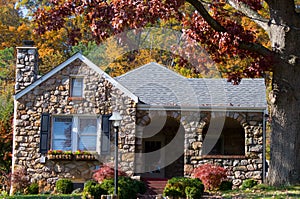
xmin=47 ymin=154 xmax=73 ymax=160
xmin=74 ymin=154 xmax=96 ymax=161
xmin=74 ymin=150 xmax=97 ymax=161
xmin=47 ymin=150 xmax=73 ymax=160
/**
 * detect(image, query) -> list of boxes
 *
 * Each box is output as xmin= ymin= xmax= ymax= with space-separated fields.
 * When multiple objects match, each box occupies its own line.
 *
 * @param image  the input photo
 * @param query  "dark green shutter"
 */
xmin=101 ymin=114 xmax=111 ymax=154
xmin=40 ymin=113 xmax=50 ymax=154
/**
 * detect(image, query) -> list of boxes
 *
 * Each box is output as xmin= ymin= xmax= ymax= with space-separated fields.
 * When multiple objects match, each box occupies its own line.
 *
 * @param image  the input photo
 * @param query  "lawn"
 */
xmin=1 ymin=185 xmax=299 ymax=198
xmin=0 ymin=194 xmax=81 ymax=199
xmin=221 ymin=184 xmax=300 ymax=199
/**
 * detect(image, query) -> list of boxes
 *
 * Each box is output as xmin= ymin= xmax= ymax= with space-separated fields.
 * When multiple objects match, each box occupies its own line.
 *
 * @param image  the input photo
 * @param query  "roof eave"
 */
xmin=137 ymin=104 xmax=267 ymax=112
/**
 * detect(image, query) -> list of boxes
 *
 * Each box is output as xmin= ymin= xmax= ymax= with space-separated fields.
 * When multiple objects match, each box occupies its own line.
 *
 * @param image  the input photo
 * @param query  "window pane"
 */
xmin=71 ymin=78 xmax=83 ymax=97
xmin=53 ymin=117 xmax=72 ymax=150
xmin=78 ymin=118 xmax=97 ymax=151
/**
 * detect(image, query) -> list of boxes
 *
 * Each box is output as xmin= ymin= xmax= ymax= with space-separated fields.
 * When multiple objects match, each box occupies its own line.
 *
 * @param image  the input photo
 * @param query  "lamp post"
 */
xmin=109 ymin=111 xmax=122 ymax=197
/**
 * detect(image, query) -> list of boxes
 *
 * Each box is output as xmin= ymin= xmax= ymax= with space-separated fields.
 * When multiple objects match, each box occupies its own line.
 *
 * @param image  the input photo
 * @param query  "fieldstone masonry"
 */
xmin=13 ymin=47 xmax=137 ymax=192
xmin=13 ymin=46 xmax=265 ymax=192
xmin=135 ymin=110 xmax=264 ymax=188
xmin=15 ymin=46 xmax=38 ymax=93
xmin=183 ymin=111 xmax=264 ymax=188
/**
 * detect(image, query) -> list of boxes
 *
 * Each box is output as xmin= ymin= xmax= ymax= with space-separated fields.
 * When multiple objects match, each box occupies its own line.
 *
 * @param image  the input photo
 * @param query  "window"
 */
xmin=78 ymin=118 xmax=97 ymax=151
xmin=202 ymin=117 xmax=245 ymax=156
xmin=71 ymin=77 xmax=83 ymax=97
xmin=52 ymin=117 xmax=72 ymax=151
xmin=52 ymin=116 xmax=99 ymax=152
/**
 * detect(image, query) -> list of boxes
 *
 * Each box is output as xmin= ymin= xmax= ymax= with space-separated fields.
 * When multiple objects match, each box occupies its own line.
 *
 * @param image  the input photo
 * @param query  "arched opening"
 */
xmin=202 ymin=117 xmax=245 ymax=156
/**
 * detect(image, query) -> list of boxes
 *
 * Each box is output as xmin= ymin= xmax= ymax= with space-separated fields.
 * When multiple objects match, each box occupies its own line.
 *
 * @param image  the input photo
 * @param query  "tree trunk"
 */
xmin=266 ymin=0 xmax=300 ymax=186
xmin=268 ymin=60 xmax=300 ymax=186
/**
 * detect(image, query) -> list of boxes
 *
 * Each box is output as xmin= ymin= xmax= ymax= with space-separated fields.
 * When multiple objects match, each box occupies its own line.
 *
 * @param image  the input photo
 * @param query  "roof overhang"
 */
xmin=137 ymin=104 xmax=267 ymax=112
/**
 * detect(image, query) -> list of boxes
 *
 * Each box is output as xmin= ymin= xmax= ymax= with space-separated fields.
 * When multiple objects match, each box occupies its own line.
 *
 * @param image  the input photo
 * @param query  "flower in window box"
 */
xmin=47 ymin=150 xmax=72 ymax=160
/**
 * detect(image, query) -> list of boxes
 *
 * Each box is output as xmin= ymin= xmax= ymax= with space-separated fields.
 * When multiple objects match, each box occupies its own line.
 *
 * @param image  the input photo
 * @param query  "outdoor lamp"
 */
xmin=109 ymin=111 xmax=122 ymax=197
xmin=109 ymin=111 xmax=122 ymax=127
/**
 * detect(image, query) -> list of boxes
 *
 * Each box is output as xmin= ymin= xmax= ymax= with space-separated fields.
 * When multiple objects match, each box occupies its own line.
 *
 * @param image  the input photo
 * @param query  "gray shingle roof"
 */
xmin=115 ymin=62 xmax=267 ymax=109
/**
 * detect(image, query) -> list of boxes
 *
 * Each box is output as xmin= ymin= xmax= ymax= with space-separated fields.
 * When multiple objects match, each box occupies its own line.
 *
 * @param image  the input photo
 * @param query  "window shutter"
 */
xmin=40 ymin=113 xmax=50 ymax=154
xmin=101 ymin=114 xmax=111 ymax=154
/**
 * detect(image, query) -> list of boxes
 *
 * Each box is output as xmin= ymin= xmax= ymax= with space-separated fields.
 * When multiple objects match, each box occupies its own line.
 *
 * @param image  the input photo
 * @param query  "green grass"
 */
xmin=0 ymin=194 xmax=81 ymax=199
xmin=221 ymin=184 xmax=300 ymax=199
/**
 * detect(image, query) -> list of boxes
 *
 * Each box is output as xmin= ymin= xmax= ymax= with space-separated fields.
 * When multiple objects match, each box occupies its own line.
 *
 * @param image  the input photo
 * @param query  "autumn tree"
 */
xmin=0 ymin=86 xmax=13 ymax=173
xmin=0 ymin=47 xmax=14 ymax=173
xmin=34 ymin=0 xmax=300 ymax=186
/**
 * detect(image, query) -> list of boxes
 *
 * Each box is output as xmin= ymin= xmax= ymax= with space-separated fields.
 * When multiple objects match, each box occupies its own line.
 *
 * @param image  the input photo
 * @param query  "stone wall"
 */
xmin=15 ymin=46 xmax=38 ymax=93
xmin=13 ymin=58 xmax=137 ymax=191
xmin=135 ymin=110 xmax=264 ymax=188
xmin=184 ymin=111 xmax=264 ymax=188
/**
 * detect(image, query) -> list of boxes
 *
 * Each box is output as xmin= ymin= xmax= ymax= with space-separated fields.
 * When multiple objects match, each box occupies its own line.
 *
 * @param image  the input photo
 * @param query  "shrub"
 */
xmin=26 ymin=182 xmax=39 ymax=194
xmin=0 ymin=170 xmax=11 ymax=193
xmin=92 ymin=164 xmax=127 ymax=183
xmin=193 ymin=164 xmax=227 ymax=191
xmin=56 ymin=179 xmax=73 ymax=194
xmin=11 ymin=168 xmax=30 ymax=194
xmin=82 ymin=180 xmax=106 ymax=199
xmin=219 ymin=181 xmax=233 ymax=191
xmin=241 ymin=179 xmax=258 ymax=190
xmin=100 ymin=176 xmax=146 ymax=199
xmin=163 ymin=177 xmax=204 ymax=198
xmin=185 ymin=186 xmax=203 ymax=199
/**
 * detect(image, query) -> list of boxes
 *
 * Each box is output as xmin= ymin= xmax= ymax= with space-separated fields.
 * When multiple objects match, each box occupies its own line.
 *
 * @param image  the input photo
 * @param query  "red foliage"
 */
xmin=34 ymin=0 xmax=271 ymax=81
xmin=193 ymin=164 xmax=227 ymax=191
xmin=92 ymin=163 xmax=127 ymax=183
xmin=11 ymin=167 xmax=30 ymax=193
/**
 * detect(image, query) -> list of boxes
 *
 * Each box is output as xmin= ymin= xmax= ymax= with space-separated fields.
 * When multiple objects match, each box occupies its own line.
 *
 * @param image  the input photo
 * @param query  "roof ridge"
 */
xmin=116 ymin=62 xmax=186 ymax=79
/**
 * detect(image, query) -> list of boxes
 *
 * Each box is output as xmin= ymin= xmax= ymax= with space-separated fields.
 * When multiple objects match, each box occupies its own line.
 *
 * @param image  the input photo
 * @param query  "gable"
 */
xmin=14 ymin=53 xmax=138 ymax=102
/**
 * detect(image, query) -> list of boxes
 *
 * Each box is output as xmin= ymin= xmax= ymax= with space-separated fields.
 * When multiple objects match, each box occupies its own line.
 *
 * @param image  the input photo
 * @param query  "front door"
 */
xmin=142 ymin=138 xmax=165 ymax=178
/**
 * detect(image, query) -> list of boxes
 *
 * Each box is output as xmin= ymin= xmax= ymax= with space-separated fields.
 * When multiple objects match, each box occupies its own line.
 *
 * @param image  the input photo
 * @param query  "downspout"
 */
xmin=262 ymin=109 xmax=267 ymax=183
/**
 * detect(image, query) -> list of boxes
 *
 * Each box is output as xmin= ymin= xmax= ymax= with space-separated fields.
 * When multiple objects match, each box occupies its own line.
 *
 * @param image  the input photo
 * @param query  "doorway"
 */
xmin=140 ymin=116 xmax=184 ymax=179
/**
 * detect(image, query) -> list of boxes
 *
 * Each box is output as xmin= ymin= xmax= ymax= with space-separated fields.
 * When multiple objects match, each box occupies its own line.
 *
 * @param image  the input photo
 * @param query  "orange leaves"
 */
xmin=32 ymin=0 xmax=271 ymax=80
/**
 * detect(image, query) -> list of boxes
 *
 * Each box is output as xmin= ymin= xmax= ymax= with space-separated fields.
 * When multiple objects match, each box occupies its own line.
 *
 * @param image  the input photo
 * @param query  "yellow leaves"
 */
xmin=17 ymin=23 xmax=31 ymax=32
xmin=8 ymin=26 xmax=15 ymax=32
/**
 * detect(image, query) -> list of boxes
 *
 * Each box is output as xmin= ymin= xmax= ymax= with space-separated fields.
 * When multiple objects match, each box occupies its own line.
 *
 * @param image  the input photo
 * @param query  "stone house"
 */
xmin=12 ymin=44 xmax=267 ymax=192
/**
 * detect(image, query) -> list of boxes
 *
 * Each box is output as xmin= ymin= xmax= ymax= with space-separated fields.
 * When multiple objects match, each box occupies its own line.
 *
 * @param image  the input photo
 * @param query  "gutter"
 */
xmin=137 ymin=104 xmax=267 ymax=112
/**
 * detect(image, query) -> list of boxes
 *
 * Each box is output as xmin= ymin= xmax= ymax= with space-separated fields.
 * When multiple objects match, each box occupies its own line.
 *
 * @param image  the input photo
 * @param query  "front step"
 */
xmin=141 ymin=178 xmax=168 ymax=195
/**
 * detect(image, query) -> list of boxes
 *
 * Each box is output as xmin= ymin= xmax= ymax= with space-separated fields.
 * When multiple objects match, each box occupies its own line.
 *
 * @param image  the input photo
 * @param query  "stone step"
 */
xmin=141 ymin=178 xmax=168 ymax=195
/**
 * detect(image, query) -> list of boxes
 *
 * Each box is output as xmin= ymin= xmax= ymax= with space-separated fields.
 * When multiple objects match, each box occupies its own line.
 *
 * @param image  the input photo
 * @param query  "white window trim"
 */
xmin=51 ymin=115 xmax=100 ymax=153
xmin=70 ymin=76 xmax=84 ymax=97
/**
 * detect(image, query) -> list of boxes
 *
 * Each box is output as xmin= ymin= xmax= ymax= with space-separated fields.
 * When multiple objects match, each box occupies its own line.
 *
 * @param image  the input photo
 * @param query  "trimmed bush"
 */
xmin=56 ymin=179 xmax=73 ymax=194
xmin=26 ymin=182 xmax=39 ymax=194
xmin=100 ymin=176 xmax=146 ymax=199
xmin=193 ymin=164 xmax=227 ymax=191
xmin=163 ymin=177 xmax=204 ymax=198
xmin=219 ymin=181 xmax=233 ymax=191
xmin=241 ymin=179 xmax=258 ymax=190
xmin=82 ymin=180 xmax=106 ymax=199
xmin=185 ymin=186 xmax=203 ymax=199
xmin=92 ymin=164 xmax=127 ymax=183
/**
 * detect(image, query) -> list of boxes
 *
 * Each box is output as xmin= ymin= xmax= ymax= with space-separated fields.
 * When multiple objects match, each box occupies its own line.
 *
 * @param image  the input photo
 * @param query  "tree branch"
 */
xmin=185 ymin=0 xmax=273 ymax=58
xmin=227 ymin=0 xmax=270 ymax=35
xmin=239 ymin=41 xmax=274 ymax=58
xmin=185 ymin=0 xmax=226 ymax=32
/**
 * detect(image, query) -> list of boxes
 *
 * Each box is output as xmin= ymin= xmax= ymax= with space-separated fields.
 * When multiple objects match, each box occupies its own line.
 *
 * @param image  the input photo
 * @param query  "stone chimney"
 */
xmin=15 ymin=40 xmax=38 ymax=93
